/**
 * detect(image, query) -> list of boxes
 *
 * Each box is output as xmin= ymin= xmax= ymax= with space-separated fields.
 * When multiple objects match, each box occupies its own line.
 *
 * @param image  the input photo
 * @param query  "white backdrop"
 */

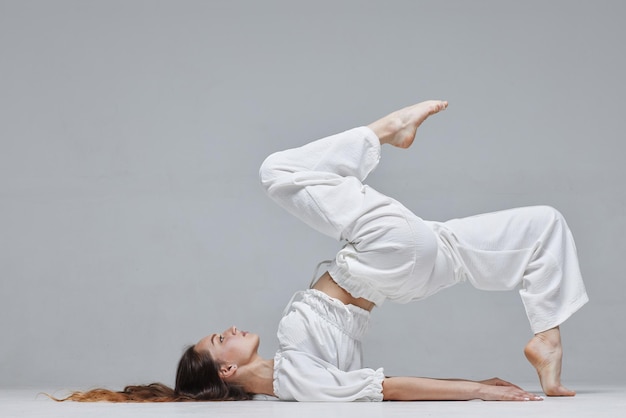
xmin=1 ymin=0 xmax=624 ymax=389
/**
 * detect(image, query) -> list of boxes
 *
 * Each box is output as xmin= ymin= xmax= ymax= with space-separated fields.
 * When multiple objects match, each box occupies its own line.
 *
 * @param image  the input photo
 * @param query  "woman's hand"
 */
xmin=477 ymin=382 xmax=543 ymax=401
xmin=472 ymin=377 xmax=543 ymax=401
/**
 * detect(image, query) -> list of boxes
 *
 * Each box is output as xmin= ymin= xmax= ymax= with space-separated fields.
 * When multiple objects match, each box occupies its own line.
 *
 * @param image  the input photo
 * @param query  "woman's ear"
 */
xmin=219 ymin=364 xmax=237 ymax=379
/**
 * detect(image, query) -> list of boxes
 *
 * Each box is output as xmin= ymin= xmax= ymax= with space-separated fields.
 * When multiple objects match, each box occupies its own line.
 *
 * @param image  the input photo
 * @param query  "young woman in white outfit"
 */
xmin=61 ymin=100 xmax=588 ymax=403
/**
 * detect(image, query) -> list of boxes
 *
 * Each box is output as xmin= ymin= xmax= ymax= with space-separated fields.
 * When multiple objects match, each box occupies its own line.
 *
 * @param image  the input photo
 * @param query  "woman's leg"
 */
xmin=259 ymin=101 xmax=448 ymax=305
xmin=259 ymin=100 xmax=448 ymax=240
xmin=430 ymin=206 xmax=588 ymax=396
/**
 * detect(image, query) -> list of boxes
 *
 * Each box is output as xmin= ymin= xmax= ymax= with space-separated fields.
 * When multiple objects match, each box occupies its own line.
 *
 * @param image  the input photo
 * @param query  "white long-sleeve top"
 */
xmin=273 ymin=289 xmax=385 ymax=401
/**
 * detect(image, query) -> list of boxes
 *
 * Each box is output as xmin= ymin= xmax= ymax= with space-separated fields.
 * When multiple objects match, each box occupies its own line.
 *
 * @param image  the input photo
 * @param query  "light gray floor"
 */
xmin=1 ymin=384 xmax=625 ymax=418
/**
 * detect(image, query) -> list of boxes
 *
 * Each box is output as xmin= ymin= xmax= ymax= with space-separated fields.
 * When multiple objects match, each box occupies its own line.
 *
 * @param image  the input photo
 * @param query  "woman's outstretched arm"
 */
xmin=382 ymin=377 xmax=544 ymax=401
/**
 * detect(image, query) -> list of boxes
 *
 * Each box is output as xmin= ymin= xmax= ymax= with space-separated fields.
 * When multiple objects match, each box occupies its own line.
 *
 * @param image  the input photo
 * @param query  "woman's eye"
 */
xmin=219 ymin=335 xmax=224 ymax=343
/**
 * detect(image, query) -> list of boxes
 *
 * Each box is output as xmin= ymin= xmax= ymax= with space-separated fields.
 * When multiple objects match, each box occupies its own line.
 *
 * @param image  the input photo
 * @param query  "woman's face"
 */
xmin=195 ymin=326 xmax=260 ymax=369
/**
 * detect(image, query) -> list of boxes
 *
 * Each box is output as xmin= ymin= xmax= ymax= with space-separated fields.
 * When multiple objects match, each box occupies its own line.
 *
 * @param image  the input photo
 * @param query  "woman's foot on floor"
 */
xmin=524 ymin=327 xmax=576 ymax=397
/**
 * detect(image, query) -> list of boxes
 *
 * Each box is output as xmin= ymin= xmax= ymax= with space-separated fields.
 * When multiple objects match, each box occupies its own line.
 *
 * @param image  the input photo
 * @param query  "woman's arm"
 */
xmin=382 ymin=377 xmax=543 ymax=401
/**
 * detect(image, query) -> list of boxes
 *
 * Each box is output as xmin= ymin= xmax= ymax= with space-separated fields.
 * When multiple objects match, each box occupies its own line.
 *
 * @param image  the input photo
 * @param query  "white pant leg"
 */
xmin=428 ymin=206 xmax=589 ymax=333
xmin=259 ymin=127 xmax=382 ymax=241
xmin=259 ymin=127 xmax=439 ymax=305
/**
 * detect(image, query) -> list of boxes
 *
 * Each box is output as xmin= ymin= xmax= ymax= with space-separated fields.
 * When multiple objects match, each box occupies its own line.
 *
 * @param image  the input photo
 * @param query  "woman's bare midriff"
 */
xmin=312 ymin=271 xmax=375 ymax=311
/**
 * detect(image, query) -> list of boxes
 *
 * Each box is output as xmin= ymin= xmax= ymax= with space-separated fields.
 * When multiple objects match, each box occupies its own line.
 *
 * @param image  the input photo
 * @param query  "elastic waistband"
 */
xmin=284 ymin=289 xmax=371 ymax=340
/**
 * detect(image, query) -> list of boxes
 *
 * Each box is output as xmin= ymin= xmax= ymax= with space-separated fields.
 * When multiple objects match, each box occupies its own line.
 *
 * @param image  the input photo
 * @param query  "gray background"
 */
xmin=1 ymin=0 xmax=624 ymax=389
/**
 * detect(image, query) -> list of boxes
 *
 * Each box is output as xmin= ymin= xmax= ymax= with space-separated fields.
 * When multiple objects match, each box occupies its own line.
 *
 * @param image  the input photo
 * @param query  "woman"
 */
xmin=60 ymin=100 xmax=588 ymax=402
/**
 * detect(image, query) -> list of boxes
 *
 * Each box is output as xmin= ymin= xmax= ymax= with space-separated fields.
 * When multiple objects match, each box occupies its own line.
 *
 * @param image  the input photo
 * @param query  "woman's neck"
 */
xmin=235 ymin=357 xmax=275 ymax=396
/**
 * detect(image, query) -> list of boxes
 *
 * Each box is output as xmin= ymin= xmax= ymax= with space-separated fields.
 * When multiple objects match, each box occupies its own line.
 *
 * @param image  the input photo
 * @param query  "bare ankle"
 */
xmin=368 ymin=117 xmax=403 ymax=146
xmin=535 ymin=327 xmax=562 ymax=346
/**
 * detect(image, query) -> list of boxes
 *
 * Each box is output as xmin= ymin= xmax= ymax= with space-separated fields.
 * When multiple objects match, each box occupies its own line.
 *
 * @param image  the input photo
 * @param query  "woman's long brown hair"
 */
xmin=49 ymin=346 xmax=252 ymax=402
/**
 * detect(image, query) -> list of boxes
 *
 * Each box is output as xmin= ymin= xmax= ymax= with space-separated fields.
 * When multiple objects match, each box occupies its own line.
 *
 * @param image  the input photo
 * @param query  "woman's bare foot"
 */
xmin=367 ymin=100 xmax=448 ymax=148
xmin=524 ymin=327 xmax=576 ymax=396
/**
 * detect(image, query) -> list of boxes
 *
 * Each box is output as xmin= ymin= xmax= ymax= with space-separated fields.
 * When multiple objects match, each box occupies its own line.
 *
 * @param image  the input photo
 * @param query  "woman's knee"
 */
xmin=523 ymin=205 xmax=569 ymax=239
xmin=533 ymin=205 xmax=565 ymax=224
xmin=259 ymin=152 xmax=289 ymax=192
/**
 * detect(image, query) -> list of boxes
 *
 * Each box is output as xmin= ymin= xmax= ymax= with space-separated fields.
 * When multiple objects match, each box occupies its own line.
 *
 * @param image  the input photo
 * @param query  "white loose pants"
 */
xmin=260 ymin=127 xmax=588 ymax=333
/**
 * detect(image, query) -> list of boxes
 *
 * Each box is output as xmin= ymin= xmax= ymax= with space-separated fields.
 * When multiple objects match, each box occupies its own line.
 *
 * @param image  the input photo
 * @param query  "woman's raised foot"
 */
xmin=369 ymin=100 xmax=448 ymax=148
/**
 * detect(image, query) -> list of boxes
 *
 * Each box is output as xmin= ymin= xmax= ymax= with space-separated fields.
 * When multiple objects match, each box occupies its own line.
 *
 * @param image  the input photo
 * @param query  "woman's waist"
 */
xmin=312 ymin=271 xmax=375 ymax=311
